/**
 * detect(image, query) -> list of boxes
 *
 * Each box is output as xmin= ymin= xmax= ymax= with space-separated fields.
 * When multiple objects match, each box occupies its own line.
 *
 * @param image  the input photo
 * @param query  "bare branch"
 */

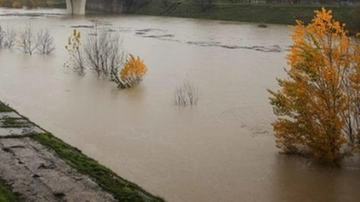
xmin=36 ymin=29 xmax=56 ymax=55
xmin=174 ymin=79 xmax=199 ymax=106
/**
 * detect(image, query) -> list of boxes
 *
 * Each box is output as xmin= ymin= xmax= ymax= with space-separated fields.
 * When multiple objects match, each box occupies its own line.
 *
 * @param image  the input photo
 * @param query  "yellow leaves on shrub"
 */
xmin=73 ymin=29 xmax=81 ymax=41
xmin=116 ymin=54 xmax=147 ymax=88
xmin=268 ymin=8 xmax=360 ymax=162
xmin=64 ymin=29 xmax=85 ymax=75
xmin=65 ymin=29 xmax=81 ymax=51
xmin=120 ymin=54 xmax=147 ymax=80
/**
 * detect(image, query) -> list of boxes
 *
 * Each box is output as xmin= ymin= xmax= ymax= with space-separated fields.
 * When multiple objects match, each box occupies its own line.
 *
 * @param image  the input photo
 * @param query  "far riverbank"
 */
xmin=136 ymin=1 xmax=357 ymax=32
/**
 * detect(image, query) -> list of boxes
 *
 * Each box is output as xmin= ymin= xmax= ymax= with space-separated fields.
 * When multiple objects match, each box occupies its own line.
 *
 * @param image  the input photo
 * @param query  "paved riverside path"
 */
xmin=0 ymin=108 xmax=117 ymax=201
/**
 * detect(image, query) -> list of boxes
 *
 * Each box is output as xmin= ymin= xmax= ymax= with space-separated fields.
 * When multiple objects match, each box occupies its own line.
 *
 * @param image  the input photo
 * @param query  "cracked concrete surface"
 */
xmin=0 ymin=137 xmax=116 ymax=202
xmin=0 ymin=111 xmax=46 ymax=137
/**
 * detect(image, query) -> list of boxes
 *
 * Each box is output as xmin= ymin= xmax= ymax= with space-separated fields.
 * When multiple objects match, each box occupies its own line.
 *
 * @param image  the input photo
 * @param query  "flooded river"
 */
xmin=1 ymin=8 xmax=360 ymax=202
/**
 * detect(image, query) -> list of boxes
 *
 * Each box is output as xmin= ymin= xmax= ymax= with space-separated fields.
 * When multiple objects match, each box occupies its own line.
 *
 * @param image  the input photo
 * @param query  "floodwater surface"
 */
xmin=1 ymin=8 xmax=360 ymax=202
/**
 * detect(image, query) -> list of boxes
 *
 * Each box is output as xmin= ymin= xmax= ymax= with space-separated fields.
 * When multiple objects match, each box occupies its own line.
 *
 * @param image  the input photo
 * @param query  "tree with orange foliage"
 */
xmin=268 ymin=8 xmax=360 ymax=162
xmin=113 ymin=54 xmax=147 ymax=89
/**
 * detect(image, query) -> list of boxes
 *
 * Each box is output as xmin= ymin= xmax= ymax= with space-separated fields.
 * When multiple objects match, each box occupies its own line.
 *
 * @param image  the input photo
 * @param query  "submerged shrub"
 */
xmin=0 ymin=25 xmax=4 ymax=48
xmin=65 ymin=25 xmax=146 ymax=89
xmin=113 ymin=54 xmax=147 ymax=89
xmin=65 ymin=29 xmax=85 ymax=75
xmin=17 ymin=25 xmax=38 ymax=55
xmin=174 ymin=79 xmax=198 ymax=106
xmin=0 ymin=25 xmax=16 ymax=49
xmin=4 ymin=28 xmax=16 ymax=49
xmin=84 ymin=25 xmax=125 ymax=77
xmin=17 ymin=25 xmax=55 ymax=55
xmin=66 ymin=26 xmax=125 ymax=77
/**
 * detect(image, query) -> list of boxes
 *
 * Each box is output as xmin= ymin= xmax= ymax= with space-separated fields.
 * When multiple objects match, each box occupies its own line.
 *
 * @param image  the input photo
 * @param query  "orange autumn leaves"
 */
xmin=119 ymin=54 xmax=147 ymax=86
xmin=120 ymin=54 xmax=147 ymax=79
xmin=117 ymin=54 xmax=147 ymax=88
xmin=269 ymin=8 xmax=360 ymax=162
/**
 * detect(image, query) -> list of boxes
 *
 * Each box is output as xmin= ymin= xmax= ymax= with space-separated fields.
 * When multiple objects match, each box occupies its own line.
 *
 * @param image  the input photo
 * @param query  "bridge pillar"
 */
xmin=66 ymin=0 xmax=87 ymax=15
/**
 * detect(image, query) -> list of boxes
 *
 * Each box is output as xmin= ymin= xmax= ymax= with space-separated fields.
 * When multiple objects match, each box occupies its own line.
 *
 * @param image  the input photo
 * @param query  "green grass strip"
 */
xmin=1 ymin=118 xmax=29 ymax=128
xmin=0 ymin=103 xmax=12 ymax=112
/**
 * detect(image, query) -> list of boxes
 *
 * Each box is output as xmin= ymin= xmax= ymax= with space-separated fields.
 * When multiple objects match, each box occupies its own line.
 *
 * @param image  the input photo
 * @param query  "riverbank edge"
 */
xmin=0 ymin=101 xmax=165 ymax=202
xmin=135 ymin=2 xmax=356 ymax=31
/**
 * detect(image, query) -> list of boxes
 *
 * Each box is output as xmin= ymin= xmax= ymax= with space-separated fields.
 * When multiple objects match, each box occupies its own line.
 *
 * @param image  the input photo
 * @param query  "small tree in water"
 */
xmin=268 ymin=8 xmax=360 ymax=162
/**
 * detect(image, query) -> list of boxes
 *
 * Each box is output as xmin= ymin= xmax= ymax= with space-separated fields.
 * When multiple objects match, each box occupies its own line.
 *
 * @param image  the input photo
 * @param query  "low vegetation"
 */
xmin=114 ymin=54 xmax=147 ymax=89
xmin=66 ymin=26 xmax=147 ymax=88
xmin=36 ymin=29 xmax=56 ymax=54
xmin=174 ymin=79 xmax=198 ymax=106
xmin=0 ymin=26 xmax=16 ymax=49
xmin=0 ymin=178 xmax=18 ymax=202
xmin=268 ymin=8 xmax=360 ymax=163
xmin=17 ymin=25 xmax=38 ymax=55
xmin=66 ymin=26 xmax=125 ymax=77
xmin=0 ymin=25 xmax=55 ymax=55
xmin=65 ymin=29 xmax=85 ymax=75
xmin=0 ymin=102 xmax=12 ymax=112
xmin=84 ymin=25 xmax=125 ymax=77
xmin=2 ymin=117 xmax=28 ymax=128
xmin=17 ymin=25 xmax=55 ymax=55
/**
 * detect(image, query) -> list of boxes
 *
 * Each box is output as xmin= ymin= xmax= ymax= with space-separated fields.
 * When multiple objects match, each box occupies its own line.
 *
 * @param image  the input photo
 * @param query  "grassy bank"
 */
xmin=0 ymin=178 xmax=18 ymax=202
xmin=137 ymin=1 xmax=356 ymax=30
xmin=0 ymin=103 xmax=12 ymax=112
xmin=0 ymin=101 xmax=164 ymax=202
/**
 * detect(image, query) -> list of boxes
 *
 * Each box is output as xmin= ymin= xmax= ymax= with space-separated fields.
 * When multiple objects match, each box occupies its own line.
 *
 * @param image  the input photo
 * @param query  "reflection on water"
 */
xmin=272 ymin=155 xmax=360 ymax=202
xmin=1 ymin=8 xmax=360 ymax=202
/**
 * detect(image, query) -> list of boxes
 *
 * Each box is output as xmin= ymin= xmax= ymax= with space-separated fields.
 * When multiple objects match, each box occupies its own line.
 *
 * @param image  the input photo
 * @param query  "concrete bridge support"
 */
xmin=66 ymin=0 xmax=87 ymax=15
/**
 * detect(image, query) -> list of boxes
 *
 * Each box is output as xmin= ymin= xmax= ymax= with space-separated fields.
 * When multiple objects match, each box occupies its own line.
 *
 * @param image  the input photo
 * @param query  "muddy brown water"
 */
xmin=1 ymin=8 xmax=360 ymax=202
